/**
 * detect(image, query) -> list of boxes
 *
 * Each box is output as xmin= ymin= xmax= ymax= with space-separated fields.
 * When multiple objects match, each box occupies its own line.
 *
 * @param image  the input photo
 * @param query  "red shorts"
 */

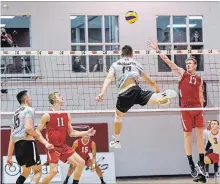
xmin=206 ymin=153 xmax=219 ymax=164
xmin=181 ymin=110 xmax=204 ymax=132
xmin=85 ymin=157 xmax=91 ymax=166
xmin=46 ymin=145 xmax=74 ymax=164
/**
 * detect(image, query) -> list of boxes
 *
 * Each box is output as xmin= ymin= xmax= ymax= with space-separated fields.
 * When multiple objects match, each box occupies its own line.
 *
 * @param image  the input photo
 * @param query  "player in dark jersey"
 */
xmin=63 ymin=131 xmax=106 ymax=184
xmin=36 ymin=92 xmax=96 ymax=184
xmin=7 ymin=90 xmax=54 ymax=184
xmin=96 ymin=45 xmax=178 ymax=149
xmin=148 ymin=40 xmax=206 ymax=177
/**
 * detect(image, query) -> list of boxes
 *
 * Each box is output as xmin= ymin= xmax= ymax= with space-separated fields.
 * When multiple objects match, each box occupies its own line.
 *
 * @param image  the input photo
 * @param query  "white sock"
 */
xmin=114 ymin=134 xmax=120 ymax=141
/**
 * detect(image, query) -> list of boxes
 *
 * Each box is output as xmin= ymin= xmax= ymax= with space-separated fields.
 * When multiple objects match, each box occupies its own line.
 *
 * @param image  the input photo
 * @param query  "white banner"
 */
xmin=2 ymin=152 xmax=115 ymax=183
xmin=2 ymin=154 xmax=61 ymax=183
xmin=59 ymin=152 xmax=116 ymax=183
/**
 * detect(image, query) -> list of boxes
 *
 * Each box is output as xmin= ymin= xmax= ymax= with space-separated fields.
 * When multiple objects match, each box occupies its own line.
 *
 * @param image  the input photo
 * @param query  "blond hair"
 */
xmin=48 ymin=92 xmax=59 ymax=105
xmin=185 ymin=57 xmax=197 ymax=65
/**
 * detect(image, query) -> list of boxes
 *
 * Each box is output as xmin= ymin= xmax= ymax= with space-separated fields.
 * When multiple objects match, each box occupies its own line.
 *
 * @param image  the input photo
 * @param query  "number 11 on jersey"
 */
xmin=57 ymin=117 xmax=64 ymax=127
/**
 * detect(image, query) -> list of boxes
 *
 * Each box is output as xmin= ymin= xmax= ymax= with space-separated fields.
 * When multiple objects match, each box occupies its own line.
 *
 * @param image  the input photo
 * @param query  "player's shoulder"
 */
xmin=203 ymin=129 xmax=209 ymax=135
xmin=24 ymin=106 xmax=35 ymax=114
xmin=205 ymin=130 xmax=212 ymax=136
xmin=111 ymin=58 xmax=122 ymax=66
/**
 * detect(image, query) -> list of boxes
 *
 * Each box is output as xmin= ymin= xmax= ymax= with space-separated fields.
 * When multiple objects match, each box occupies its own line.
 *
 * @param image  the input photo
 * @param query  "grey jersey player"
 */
xmin=109 ymin=57 xmax=145 ymax=89
xmin=7 ymin=90 xmax=53 ymax=184
xmin=11 ymin=105 xmax=35 ymax=141
xmin=96 ymin=45 xmax=177 ymax=148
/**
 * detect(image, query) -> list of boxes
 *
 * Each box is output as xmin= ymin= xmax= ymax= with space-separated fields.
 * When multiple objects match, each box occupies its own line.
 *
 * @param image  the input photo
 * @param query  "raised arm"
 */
xmin=36 ymin=113 xmax=54 ymax=149
xmin=148 ymin=40 xmax=185 ymax=77
xmin=67 ymin=114 xmax=96 ymax=137
xmin=96 ymin=71 xmax=115 ymax=102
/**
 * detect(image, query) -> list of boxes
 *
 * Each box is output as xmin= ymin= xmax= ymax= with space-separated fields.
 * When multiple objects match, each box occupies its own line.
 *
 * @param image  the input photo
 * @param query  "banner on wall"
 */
xmin=2 ymin=152 xmax=116 ymax=184
xmin=60 ymin=152 xmax=116 ymax=183
xmin=2 ymin=154 xmax=61 ymax=183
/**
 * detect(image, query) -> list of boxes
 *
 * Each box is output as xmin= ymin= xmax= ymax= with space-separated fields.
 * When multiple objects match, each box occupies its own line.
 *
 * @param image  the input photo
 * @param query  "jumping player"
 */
xmin=36 ymin=92 xmax=96 ymax=184
xmin=148 ymin=40 xmax=206 ymax=177
xmin=7 ymin=90 xmax=54 ymax=184
xmin=63 ymin=131 xmax=106 ymax=184
xmin=96 ymin=45 xmax=178 ymax=148
xmin=194 ymin=120 xmax=220 ymax=183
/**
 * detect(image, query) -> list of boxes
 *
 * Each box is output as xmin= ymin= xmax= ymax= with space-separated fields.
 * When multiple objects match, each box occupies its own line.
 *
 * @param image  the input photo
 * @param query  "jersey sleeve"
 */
xmin=108 ymin=64 xmax=115 ymax=73
xmin=203 ymin=129 xmax=208 ymax=140
xmin=10 ymin=117 xmax=14 ymax=129
xmin=24 ymin=107 xmax=35 ymax=119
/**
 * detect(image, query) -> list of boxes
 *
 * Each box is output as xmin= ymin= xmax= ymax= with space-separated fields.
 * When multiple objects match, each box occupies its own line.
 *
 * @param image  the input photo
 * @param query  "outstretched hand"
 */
xmin=147 ymin=40 xmax=159 ymax=50
xmin=7 ymin=157 xmax=13 ymax=166
xmin=86 ymin=127 xmax=96 ymax=136
xmin=45 ymin=142 xmax=54 ymax=150
xmin=95 ymin=93 xmax=104 ymax=102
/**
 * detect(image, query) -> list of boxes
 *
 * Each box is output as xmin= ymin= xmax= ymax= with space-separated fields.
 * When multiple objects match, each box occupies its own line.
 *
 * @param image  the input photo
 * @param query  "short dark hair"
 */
xmin=121 ymin=45 xmax=133 ymax=57
xmin=16 ymin=90 xmax=28 ymax=104
xmin=212 ymin=120 xmax=219 ymax=125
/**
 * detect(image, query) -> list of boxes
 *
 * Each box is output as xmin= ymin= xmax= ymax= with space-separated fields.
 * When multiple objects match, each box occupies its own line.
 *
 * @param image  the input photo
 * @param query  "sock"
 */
xmin=72 ymin=179 xmax=79 ymax=184
xmin=205 ymin=164 xmax=209 ymax=173
xmin=214 ymin=163 xmax=219 ymax=173
xmin=16 ymin=175 xmax=26 ymax=184
xmin=65 ymin=176 xmax=70 ymax=182
xmin=187 ymin=155 xmax=195 ymax=168
xmin=199 ymin=153 xmax=205 ymax=165
xmin=100 ymin=177 xmax=104 ymax=182
xmin=114 ymin=134 xmax=120 ymax=141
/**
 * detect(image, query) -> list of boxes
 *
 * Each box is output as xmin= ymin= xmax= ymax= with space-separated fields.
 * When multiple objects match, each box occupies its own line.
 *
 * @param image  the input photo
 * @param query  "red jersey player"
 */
xmin=36 ymin=92 xmax=96 ymax=184
xmin=63 ymin=131 xmax=106 ymax=184
xmin=148 ymin=40 xmax=206 ymax=178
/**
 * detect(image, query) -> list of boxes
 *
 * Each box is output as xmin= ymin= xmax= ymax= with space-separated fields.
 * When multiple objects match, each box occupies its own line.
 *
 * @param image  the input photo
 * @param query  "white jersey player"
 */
xmin=96 ymin=45 xmax=178 ymax=148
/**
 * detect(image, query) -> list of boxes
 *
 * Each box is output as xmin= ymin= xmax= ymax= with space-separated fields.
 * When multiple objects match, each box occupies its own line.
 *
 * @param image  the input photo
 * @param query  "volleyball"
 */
xmin=125 ymin=11 xmax=138 ymax=24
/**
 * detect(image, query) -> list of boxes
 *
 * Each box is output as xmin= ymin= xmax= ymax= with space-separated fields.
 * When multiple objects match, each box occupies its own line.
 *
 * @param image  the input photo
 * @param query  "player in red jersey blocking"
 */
xmin=36 ymin=92 xmax=96 ymax=184
xmin=148 ymin=40 xmax=206 ymax=178
xmin=63 ymin=130 xmax=106 ymax=184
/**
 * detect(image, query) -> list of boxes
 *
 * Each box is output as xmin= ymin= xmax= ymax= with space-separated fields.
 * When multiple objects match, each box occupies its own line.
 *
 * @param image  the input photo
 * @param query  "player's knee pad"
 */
xmin=114 ymin=112 xmax=123 ymax=123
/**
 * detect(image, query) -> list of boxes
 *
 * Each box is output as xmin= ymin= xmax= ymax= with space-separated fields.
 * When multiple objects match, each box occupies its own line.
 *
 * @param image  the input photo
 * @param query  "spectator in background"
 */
xmin=191 ymin=31 xmax=201 ymax=42
xmin=72 ymin=56 xmax=86 ymax=72
xmin=1 ymin=28 xmax=13 ymax=47
xmin=93 ymin=58 xmax=103 ymax=72
xmin=163 ymin=31 xmax=170 ymax=43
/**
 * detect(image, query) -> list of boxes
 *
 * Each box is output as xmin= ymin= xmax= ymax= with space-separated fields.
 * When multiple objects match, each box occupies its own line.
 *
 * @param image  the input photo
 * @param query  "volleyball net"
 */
xmin=0 ymin=49 xmax=220 ymax=114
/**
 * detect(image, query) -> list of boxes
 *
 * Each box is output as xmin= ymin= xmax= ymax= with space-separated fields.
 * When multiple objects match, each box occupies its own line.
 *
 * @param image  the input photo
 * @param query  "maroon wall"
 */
xmin=1 ymin=123 xmax=109 ymax=157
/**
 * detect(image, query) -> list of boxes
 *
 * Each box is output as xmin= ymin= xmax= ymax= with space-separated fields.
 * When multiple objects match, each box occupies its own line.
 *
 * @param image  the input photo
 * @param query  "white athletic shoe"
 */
xmin=163 ymin=89 xmax=178 ymax=99
xmin=158 ymin=89 xmax=178 ymax=105
xmin=109 ymin=136 xmax=121 ymax=149
xmin=205 ymin=172 xmax=209 ymax=183
xmin=214 ymin=172 xmax=220 ymax=184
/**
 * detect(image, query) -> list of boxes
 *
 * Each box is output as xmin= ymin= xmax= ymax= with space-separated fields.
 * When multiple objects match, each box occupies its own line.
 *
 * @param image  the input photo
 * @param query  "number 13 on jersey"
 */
xmin=189 ymin=76 xmax=197 ymax=85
